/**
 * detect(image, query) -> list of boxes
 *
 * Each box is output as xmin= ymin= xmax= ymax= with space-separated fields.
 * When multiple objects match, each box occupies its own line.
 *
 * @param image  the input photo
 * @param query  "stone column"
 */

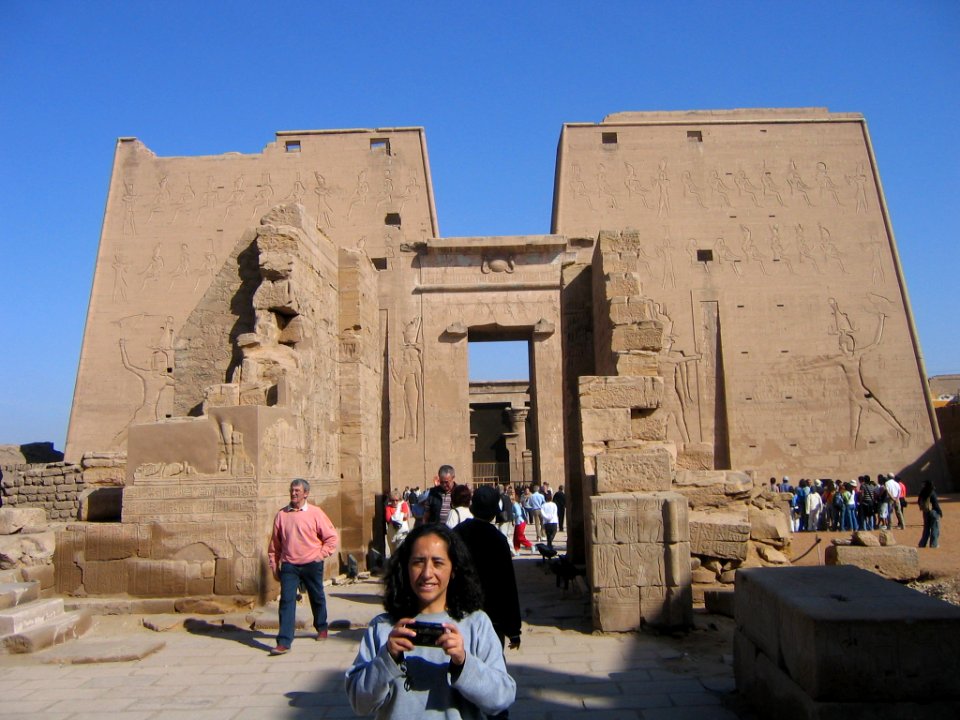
xmin=507 ymin=407 xmax=530 ymax=486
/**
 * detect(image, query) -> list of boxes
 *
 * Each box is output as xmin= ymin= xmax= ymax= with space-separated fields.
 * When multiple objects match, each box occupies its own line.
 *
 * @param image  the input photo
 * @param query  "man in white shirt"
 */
xmin=884 ymin=473 xmax=904 ymax=530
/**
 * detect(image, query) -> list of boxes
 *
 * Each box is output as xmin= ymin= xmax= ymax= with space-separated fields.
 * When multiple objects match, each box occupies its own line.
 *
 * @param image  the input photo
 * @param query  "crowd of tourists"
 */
xmin=772 ymin=473 xmax=944 ymax=547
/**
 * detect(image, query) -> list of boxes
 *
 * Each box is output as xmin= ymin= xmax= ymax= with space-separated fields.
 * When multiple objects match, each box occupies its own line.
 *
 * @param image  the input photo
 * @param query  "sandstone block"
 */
xmin=692 ymin=566 xmax=718 ymax=584
xmin=629 ymin=411 xmax=668 ymax=441
xmin=580 ymin=408 xmax=631 ymax=443
xmin=81 ymin=560 xmax=130 ymax=595
xmin=0 ymin=508 xmax=47 ymax=535
xmin=688 ymin=511 xmax=751 ymax=561
xmin=83 ymin=524 xmax=139 ymax=561
xmin=736 ymin=566 xmax=960 ymax=703
xmin=0 ymin=532 xmax=55 ymax=569
xmin=78 ymin=487 xmax=123 ymax=522
xmin=756 ymin=544 xmax=789 ymax=564
xmin=590 ymin=494 xmax=639 ymax=545
xmin=128 ymin=559 xmax=189 ymax=597
xmin=704 ymin=588 xmax=736 ymax=617
xmin=593 ymin=586 xmax=640 ymax=632
xmin=611 ymin=351 xmax=660 ymax=376
xmin=595 ymin=448 xmax=672 ymax=493
xmin=673 ymin=470 xmax=753 ymax=509
xmin=611 ymin=321 xmax=663 ymax=352
xmin=824 ymin=545 xmax=920 ymax=581
xmin=591 ymin=543 xmax=642 ymax=589
xmin=852 ymin=531 xmax=881 ymax=547
xmin=748 ymin=505 xmax=791 ymax=547
xmin=664 ymin=541 xmax=692 ymax=587
xmin=879 ymin=530 xmax=897 ymax=546
xmin=603 ymin=272 xmax=641 ymax=298
xmin=640 ymin=584 xmax=692 ymax=628
xmin=20 ymin=564 xmax=55 ymax=591
xmin=579 ymin=375 xmax=663 ymax=410
xmin=609 ymin=297 xmax=658 ymax=326
xmin=214 ymin=556 xmax=260 ymax=596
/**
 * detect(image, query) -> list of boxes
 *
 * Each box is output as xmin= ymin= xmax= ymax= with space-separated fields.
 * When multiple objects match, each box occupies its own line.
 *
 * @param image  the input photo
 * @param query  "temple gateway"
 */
xmin=57 ymin=108 xmax=948 ymax=628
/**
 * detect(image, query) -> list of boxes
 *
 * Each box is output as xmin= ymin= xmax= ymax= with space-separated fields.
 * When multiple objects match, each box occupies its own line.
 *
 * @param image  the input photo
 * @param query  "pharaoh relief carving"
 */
xmin=623 ymin=161 xmax=652 ymax=209
xmin=656 ymin=232 xmax=677 ymax=288
xmin=147 ymin=174 xmax=171 ymax=224
xmin=170 ymin=175 xmax=196 ymax=224
xmin=347 ymin=170 xmax=370 ymax=219
xmin=250 ymin=173 xmax=276 ymax=219
xmin=799 ymin=298 xmax=910 ymax=449
xmin=795 ymin=224 xmax=822 ymax=273
xmin=815 ymin=162 xmax=843 ymax=206
xmin=846 ymin=163 xmax=869 ymax=214
xmin=710 ymin=170 xmax=732 ymax=207
xmin=217 ymin=420 xmax=254 ymax=476
xmin=760 ymin=162 xmax=785 ymax=206
xmin=596 ymin=163 xmax=620 ymax=209
xmin=681 ymin=171 xmax=707 ymax=209
xmin=817 ymin=223 xmax=848 ymax=274
xmin=569 ymin=163 xmax=596 ymax=210
xmin=133 ymin=460 xmax=197 ymax=480
xmin=391 ymin=316 xmax=423 ymax=442
xmin=168 ymin=243 xmax=192 ymax=290
xmin=112 ymin=252 xmax=131 ymax=303
xmin=222 ymin=174 xmax=246 ymax=222
xmin=313 ymin=171 xmax=337 ymax=229
xmin=739 ymin=225 xmax=769 ymax=276
xmin=139 ymin=243 xmax=165 ymax=290
xmin=655 ymin=304 xmax=700 ymax=448
xmin=113 ymin=336 xmax=176 ymax=444
xmin=653 ymin=160 xmax=670 ymax=217
xmin=121 ymin=180 xmax=138 ymax=235
xmin=786 ymin=160 xmax=814 ymax=206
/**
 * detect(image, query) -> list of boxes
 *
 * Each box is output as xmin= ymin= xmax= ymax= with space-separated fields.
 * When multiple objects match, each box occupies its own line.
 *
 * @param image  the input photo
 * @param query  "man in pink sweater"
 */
xmin=267 ymin=478 xmax=339 ymax=655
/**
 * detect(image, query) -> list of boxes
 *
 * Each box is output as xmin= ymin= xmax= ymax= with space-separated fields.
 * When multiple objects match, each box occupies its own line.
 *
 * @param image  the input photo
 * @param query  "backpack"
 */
xmin=497 ymin=492 xmax=513 ymax=524
xmin=832 ymin=492 xmax=845 ymax=511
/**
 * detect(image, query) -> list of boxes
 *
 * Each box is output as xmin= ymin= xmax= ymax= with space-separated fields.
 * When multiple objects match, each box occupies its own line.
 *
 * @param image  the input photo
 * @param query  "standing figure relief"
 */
xmin=121 ymin=180 xmax=139 ymax=236
xmin=113 ymin=336 xmax=176 ymax=444
xmin=653 ymin=160 xmax=670 ymax=217
xmin=845 ymin=163 xmax=869 ymax=214
xmin=112 ymin=252 xmax=130 ymax=304
xmin=170 ymin=176 xmax=197 ymax=224
xmin=313 ymin=171 xmax=337 ymax=229
xmin=391 ymin=316 xmax=423 ymax=442
xmin=147 ymin=174 xmax=171 ymax=224
xmin=799 ymin=299 xmax=909 ymax=449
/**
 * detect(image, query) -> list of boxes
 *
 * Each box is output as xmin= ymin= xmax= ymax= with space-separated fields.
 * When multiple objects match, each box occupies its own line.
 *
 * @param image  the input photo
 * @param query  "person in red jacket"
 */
xmin=268 ymin=478 xmax=339 ymax=655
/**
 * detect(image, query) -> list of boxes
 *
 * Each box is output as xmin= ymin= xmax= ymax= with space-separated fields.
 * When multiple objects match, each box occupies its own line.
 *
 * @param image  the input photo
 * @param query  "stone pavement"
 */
xmin=0 ymin=537 xmax=752 ymax=720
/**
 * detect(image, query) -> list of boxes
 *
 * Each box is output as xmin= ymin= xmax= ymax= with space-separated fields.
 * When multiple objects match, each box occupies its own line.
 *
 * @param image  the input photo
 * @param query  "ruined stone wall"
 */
xmin=338 ymin=247 xmax=383 ymax=559
xmin=555 ymin=109 xmax=946 ymax=489
xmin=0 ymin=463 xmax=84 ymax=521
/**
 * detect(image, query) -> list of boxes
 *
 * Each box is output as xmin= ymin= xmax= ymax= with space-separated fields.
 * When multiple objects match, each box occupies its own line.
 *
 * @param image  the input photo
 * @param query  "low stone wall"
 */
xmin=0 ymin=508 xmax=56 ymax=597
xmin=735 ymin=565 xmax=960 ymax=719
xmin=1 ymin=463 xmax=85 ymax=521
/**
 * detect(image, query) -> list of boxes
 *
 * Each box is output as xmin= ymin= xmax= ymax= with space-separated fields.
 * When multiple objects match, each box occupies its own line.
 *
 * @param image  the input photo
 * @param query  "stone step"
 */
xmin=0 ymin=610 xmax=92 ymax=654
xmin=0 ymin=597 xmax=64 ymax=635
xmin=0 ymin=581 xmax=40 ymax=610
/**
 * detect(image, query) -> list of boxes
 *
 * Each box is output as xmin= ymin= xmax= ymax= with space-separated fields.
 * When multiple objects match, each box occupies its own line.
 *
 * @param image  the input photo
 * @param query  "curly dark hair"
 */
xmin=383 ymin=523 xmax=484 ymax=622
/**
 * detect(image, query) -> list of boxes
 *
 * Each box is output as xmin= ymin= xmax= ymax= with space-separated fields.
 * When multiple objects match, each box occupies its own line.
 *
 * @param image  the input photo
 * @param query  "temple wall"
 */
xmin=554 ymin=109 xmax=946 ymax=490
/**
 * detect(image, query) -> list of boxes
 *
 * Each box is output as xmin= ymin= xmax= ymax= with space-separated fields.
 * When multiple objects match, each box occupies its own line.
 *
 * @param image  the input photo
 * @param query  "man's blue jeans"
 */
xmin=278 ymin=560 xmax=328 ymax=647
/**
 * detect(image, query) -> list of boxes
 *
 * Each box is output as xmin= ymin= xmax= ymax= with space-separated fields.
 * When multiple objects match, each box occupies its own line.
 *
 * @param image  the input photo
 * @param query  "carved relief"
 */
xmin=786 ymin=160 xmax=814 ymax=206
xmin=133 ymin=461 xmax=197 ymax=481
xmin=313 ymin=171 xmax=337 ymax=229
xmin=794 ymin=224 xmax=821 ymax=273
xmin=817 ymin=223 xmax=848 ymax=274
xmin=115 ymin=336 xmax=176 ymax=441
xmin=121 ymin=180 xmax=138 ymax=235
xmin=800 ymin=299 xmax=909 ymax=448
xmin=569 ymin=163 xmax=596 ymax=210
xmin=147 ymin=175 xmax=171 ymax=224
xmin=168 ymin=243 xmax=191 ymax=289
xmin=657 ymin=232 xmax=677 ymax=288
xmin=815 ymin=162 xmax=843 ymax=206
xmin=139 ymin=243 xmax=165 ymax=290
xmin=739 ymin=224 xmax=769 ymax=276
xmin=846 ymin=163 xmax=869 ymax=214
xmin=217 ymin=421 xmax=254 ymax=476
xmin=657 ymin=306 xmax=700 ymax=448
xmin=597 ymin=163 xmax=620 ymax=209
xmin=112 ymin=252 xmax=130 ymax=303
xmin=222 ymin=174 xmax=246 ymax=222
xmin=681 ymin=171 xmax=707 ymax=209
xmin=623 ymin=162 xmax=651 ymax=208
xmin=653 ymin=160 xmax=670 ymax=217
xmin=481 ymin=255 xmax=515 ymax=274
xmin=768 ymin=224 xmax=794 ymax=274
xmin=709 ymin=170 xmax=731 ymax=207
xmin=392 ymin=316 xmax=423 ymax=441
xmin=760 ymin=163 xmax=785 ymax=206
xmin=734 ymin=169 xmax=762 ymax=207
xmin=250 ymin=173 xmax=275 ymax=219
xmin=714 ymin=237 xmax=742 ymax=278
xmin=346 ymin=170 xmax=370 ymax=219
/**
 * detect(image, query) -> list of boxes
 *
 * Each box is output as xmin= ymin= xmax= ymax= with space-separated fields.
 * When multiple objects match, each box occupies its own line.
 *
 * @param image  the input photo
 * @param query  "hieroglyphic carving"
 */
xmin=168 ymin=243 xmax=191 ymax=289
xmin=133 ymin=460 xmax=197 ymax=480
xmin=170 ymin=176 xmax=196 ymax=224
xmin=313 ymin=171 xmax=337 ymax=228
xmin=870 ymin=235 xmax=886 ymax=284
xmin=768 ymin=224 xmax=794 ymax=273
xmin=815 ymin=162 xmax=842 ymax=206
xmin=624 ymin=162 xmax=652 ymax=208
xmin=734 ymin=169 xmax=762 ymax=207
xmin=800 ymin=299 xmax=909 ymax=448
xmin=681 ymin=171 xmax=707 ymax=209
xmin=739 ymin=224 xmax=769 ymax=276
xmin=115 ymin=337 xmax=176 ymax=440
xmin=139 ymin=243 xmax=165 ymax=290
xmin=347 ymin=170 xmax=370 ymax=219
xmin=786 ymin=160 xmax=814 ymax=206
xmin=597 ymin=163 xmax=620 ymax=209
xmin=250 ymin=173 xmax=275 ymax=219
xmin=846 ymin=163 xmax=869 ymax=214
xmin=147 ymin=175 xmax=170 ymax=224
xmin=112 ymin=252 xmax=130 ymax=303
xmin=760 ymin=162 xmax=785 ymax=206
xmin=570 ymin=163 xmax=596 ymax=210
xmin=481 ymin=255 xmax=515 ymax=274
xmin=714 ymin=237 xmax=742 ymax=278
xmin=653 ymin=160 xmax=670 ymax=217
xmin=710 ymin=170 xmax=732 ymax=207
xmin=795 ymin=224 xmax=821 ymax=273
xmin=222 ymin=174 xmax=246 ymax=222
xmin=283 ymin=172 xmax=307 ymax=204
xmin=391 ymin=316 xmax=423 ymax=441
xmin=656 ymin=305 xmax=699 ymax=448
xmin=687 ymin=238 xmax=709 ymax=274
xmin=817 ymin=223 xmax=848 ymax=274
xmin=121 ymin=180 xmax=138 ymax=235
xmin=657 ymin=232 xmax=677 ymax=288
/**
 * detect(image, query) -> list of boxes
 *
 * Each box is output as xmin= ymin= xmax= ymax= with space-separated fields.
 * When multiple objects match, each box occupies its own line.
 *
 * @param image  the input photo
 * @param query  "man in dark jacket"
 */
xmin=455 ymin=485 xmax=522 ymax=650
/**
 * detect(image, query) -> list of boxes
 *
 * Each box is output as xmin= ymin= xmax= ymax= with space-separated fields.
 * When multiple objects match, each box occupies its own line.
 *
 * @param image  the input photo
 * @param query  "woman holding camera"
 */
xmin=345 ymin=523 xmax=516 ymax=718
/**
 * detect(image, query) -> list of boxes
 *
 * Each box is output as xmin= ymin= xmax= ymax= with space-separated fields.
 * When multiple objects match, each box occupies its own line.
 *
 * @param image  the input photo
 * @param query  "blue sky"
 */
xmin=1 ymin=1 xmax=957 ymax=450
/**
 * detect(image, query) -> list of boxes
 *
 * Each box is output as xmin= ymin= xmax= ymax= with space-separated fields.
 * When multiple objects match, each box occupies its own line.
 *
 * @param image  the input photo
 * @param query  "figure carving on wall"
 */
xmin=658 ymin=330 xmax=700 ymax=448
xmin=801 ymin=301 xmax=909 ymax=448
xmin=116 ymin=337 xmax=176 ymax=439
xmin=195 ymin=242 xmax=219 ymax=292
xmin=169 ymin=243 xmax=191 ymax=289
xmin=657 ymin=231 xmax=677 ymax=288
xmin=171 ymin=176 xmax=196 ymax=224
xmin=734 ymin=169 xmax=762 ymax=207
xmin=767 ymin=224 xmax=794 ymax=273
xmin=653 ymin=160 xmax=670 ymax=217
xmin=687 ymin=238 xmax=710 ymax=273
xmin=251 ymin=173 xmax=275 ymax=219
xmin=121 ymin=180 xmax=138 ymax=235
xmin=112 ymin=252 xmax=130 ymax=304
xmin=760 ymin=163 xmax=785 ymax=206
xmin=815 ymin=162 xmax=843 ymax=206
xmin=846 ymin=163 xmax=869 ymax=214
xmin=139 ymin=243 xmax=165 ymax=290
xmin=596 ymin=163 xmax=620 ymax=209
xmin=709 ymin=170 xmax=732 ymax=207
xmin=346 ymin=170 xmax=370 ymax=219
xmin=786 ymin=160 xmax=814 ymax=206
xmin=795 ymin=224 xmax=821 ymax=273
xmin=196 ymin=176 xmax=220 ymax=226
xmin=870 ymin=236 xmax=886 ymax=285
xmin=817 ymin=223 xmax=848 ymax=274
xmin=392 ymin=316 xmax=423 ymax=441
xmin=147 ymin=175 xmax=170 ymax=224
xmin=739 ymin=224 xmax=769 ymax=276
xmin=377 ymin=168 xmax=396 ymax=210
xmin=623 ymin=161 xmax=652 ymax=208
xmin=398 ymin=172 xmax=422 ymax=213
xmin=222 ymin=174 xmax=246 ymax=222
xmin=311 ymin=171 xmax=337 ymax=229
xmin=681 ymin=171 xmax=707 ymax=209
xmin=569 ymin=163 xmax=596 ymax=210
xmin=283 ymin=172 xmax=307 ymax=204
xmin=714 ymin=237 xmax=742 ymax=278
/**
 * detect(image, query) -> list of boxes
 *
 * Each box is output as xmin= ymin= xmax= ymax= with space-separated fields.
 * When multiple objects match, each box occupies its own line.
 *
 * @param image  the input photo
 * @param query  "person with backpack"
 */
xmin=496 ymin=484 xmax=514 ymax=552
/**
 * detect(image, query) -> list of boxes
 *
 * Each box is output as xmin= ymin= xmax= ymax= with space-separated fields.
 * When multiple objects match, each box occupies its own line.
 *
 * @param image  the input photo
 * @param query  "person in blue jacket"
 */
xmin=345 ymin=523 xmax=516 ymax=719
